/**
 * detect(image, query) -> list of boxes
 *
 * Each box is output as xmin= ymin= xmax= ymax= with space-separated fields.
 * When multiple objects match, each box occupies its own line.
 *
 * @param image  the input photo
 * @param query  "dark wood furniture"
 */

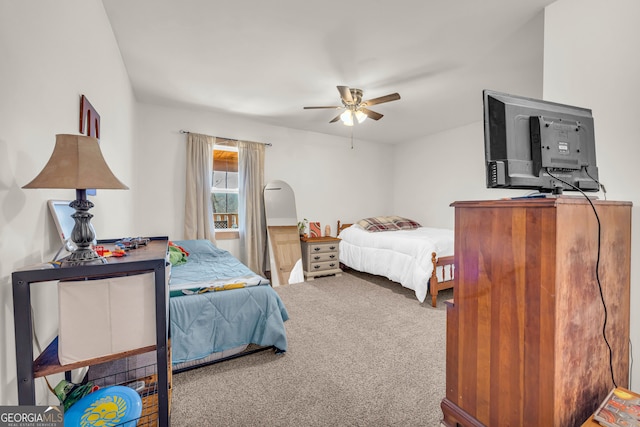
xmin=12 ymin=237 xmax=171 ymax=426
xmin=441 ymin=198 xmax=631 ymax=427
xmin=429 ymin=253 xmax=455 ymax=307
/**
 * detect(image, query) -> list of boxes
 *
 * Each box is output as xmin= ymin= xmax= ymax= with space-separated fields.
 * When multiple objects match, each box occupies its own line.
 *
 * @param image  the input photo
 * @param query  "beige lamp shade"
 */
xmin=23 ymin=134 xmax=129 ymax=190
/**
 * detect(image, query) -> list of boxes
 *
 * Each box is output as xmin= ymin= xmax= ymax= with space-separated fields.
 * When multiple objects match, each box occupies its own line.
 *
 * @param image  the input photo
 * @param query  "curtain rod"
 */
xmin=179 ymin=130 xmax=272 ymax=147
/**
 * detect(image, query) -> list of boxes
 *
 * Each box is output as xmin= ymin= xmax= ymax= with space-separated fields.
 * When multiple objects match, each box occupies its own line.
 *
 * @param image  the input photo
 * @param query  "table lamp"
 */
xmin=23 ymin=134 xmax=129 ymax=267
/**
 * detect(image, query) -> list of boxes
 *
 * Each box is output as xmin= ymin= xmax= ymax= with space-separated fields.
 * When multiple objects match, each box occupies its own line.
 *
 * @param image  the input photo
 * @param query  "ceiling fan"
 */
xmin=304 ymin=86 xmax=401 ymax=126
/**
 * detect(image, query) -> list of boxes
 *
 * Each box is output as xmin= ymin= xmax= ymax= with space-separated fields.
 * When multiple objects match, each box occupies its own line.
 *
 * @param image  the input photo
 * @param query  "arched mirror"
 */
xmin=264 ymin=180 xmax=303 ymax=286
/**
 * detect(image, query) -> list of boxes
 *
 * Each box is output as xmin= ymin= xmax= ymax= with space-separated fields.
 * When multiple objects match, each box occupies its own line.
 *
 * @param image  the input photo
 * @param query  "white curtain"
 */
xmin=238 ymin=140 xmax=266 ymax=274
xmin=184 ymin=133 xmax=216 ymax=243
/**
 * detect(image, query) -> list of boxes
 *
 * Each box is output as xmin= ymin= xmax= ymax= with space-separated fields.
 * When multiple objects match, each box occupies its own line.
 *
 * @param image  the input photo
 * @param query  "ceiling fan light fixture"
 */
xmin=304 ymin=86 xmax=400 ymax=125
xmin=340 ymin=110 xmax=354 ymax=126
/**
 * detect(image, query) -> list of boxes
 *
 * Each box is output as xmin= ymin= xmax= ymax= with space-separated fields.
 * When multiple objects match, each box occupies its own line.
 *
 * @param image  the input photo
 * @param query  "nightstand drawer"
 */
xmin=307 ymin=242 xmax=339 ymax=254
xmin=308 ymin=252 xmax=338 ymax=262
xmin=309 ymin=260 xmax=340 ymax=272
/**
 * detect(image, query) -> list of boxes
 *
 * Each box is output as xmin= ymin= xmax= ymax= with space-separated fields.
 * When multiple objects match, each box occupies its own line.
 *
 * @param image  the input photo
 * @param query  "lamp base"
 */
xmin=61 ymin=249 xmax=108 ymax=267
xmin=61 ymin=192 xmax=107 ymax=268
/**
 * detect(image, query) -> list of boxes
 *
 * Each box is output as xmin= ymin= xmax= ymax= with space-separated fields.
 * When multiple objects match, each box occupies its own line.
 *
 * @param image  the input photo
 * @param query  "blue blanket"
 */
xmin=169 ymin=240 xmax=288 ymax=364
xmin=170 ymin=239 xmax=269 ymax=290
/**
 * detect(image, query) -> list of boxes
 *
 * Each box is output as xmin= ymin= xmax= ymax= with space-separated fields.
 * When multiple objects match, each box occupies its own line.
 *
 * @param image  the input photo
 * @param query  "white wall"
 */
xmin=0 ymin=0 xmax=137 ymax=405
xmin=393 ymin=121 xmax=525 ymax=229
xmin=544 ymin=0 xmax=640 ymax=389
xmin=134 ymin=103 xmax=395 ymax=255
xmin=393 ymin=9 xmax=546 ymax=228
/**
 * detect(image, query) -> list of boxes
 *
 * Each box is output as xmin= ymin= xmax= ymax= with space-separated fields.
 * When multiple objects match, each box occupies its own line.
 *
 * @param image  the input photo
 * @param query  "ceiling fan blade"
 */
xmin=360 ymin=107 xmax=383 ymax=121
xmin=362 ymin=93 xmax=401 ymax=107
xmin=303 ymin=106 xmax=342 ymax=109
xmin=337 ymin=86 xmax=354 ymax=104
xmin=329 ymin=114 xmax=342 ymax=123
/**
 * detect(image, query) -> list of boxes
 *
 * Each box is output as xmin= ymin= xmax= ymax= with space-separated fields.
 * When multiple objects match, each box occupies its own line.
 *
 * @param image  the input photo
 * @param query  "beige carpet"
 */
xmin=170 ymin=271 xmax=452 ymax=426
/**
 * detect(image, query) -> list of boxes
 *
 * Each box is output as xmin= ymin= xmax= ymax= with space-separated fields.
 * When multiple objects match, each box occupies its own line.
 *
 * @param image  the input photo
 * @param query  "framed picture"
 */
xmin=309 ymin=222 xmax=321 ymax=238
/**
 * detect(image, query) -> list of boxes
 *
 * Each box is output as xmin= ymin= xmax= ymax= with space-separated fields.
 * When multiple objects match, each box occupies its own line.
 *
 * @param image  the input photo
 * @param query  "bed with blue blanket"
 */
xmin=169 ymin=239 xmax=289 ymax=372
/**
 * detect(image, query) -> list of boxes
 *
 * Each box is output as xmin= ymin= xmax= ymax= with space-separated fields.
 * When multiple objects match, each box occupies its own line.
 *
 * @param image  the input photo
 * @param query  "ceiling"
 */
xmin=102 ymin=0 xmax=556 ymax=144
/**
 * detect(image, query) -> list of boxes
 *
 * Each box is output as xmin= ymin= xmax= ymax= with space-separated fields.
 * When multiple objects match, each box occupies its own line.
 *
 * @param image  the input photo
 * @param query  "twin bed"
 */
xmin=337 ymin=217 xmax=455 ymax=307
xmin=168 ymin=216 xmax=452 ymax=373
xmin=168 ymin=239 xmax=288 ymax=373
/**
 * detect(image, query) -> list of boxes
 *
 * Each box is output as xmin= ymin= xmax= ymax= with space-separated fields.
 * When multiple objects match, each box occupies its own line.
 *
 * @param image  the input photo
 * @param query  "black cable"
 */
xmin=584 ymin=168 xmax=607 ymax=200
xmin=546 ymin=168 xmax=617 ymax=388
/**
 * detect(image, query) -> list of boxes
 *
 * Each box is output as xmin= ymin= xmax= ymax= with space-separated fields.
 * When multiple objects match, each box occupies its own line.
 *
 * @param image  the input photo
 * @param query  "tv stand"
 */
xmin=552 ymin=187 xmax=563 ymax=195
xmin=554 ymin=194 xmax=600 ymax=200
xmin=511 ymin=193 xmax=599 ymax=200
xmin=442 ymin=198 xmax=631 ymax=427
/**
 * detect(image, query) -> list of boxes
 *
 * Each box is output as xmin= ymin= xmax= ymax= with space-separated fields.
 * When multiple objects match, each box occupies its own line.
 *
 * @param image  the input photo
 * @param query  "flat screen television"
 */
xmin=483 ymin=89 xmax=600 ymax=194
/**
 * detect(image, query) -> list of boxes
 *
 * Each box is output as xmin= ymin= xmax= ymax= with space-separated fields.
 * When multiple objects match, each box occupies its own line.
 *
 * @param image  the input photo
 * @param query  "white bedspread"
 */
xmin=338 ymin=225 xmax=454 ymax=302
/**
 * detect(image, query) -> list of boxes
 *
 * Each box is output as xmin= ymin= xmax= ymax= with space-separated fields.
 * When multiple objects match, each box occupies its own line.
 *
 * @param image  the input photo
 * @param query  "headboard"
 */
xmin=336 ymin=220 xmax=353 ymax=236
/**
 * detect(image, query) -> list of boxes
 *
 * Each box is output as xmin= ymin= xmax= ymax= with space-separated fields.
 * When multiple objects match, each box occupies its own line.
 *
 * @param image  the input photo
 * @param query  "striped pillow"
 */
xmin=357 ymin=216 xmax=422 ymax=232
xmin=357 ymin=216 xmax=399 ymax=232
xmin=392 ymin=216 xmax=422 ymax=230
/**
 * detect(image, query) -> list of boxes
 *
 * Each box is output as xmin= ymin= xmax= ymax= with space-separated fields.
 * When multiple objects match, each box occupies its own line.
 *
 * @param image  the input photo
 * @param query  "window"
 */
xmin=212 ymin=143 xmax=239 ymax=232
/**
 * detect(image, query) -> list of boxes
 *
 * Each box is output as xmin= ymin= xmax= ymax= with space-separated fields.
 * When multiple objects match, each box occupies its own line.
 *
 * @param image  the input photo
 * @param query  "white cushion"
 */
xmin=58 ymin=272 xmax=157 ymax=365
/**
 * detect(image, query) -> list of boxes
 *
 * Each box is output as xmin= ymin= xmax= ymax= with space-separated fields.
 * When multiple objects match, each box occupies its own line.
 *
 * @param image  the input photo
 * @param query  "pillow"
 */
xmin=357 ymin=216 xmax=400 ymax=232
xmin=357 ymin=216 xmax=422 ymax=232
xmin=391 ymin=216 xmax=422 ymax=230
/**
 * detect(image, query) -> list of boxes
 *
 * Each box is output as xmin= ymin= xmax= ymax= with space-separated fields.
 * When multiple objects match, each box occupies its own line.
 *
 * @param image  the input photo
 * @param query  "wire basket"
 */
xmin=86 ymin=352 xmax=171 ymax=426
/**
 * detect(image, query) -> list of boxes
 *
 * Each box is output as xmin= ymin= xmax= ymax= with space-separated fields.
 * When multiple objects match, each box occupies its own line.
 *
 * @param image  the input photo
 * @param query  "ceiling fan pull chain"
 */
xmin=350 ymin=126 xmax=354 ymax=149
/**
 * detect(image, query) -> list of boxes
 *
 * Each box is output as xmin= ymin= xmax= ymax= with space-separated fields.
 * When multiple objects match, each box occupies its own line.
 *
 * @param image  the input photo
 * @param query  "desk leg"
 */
xmin=155 ymin=266 xmax=170 ymax=426
xmin=13 ymin=278 xmax=35 ymax=404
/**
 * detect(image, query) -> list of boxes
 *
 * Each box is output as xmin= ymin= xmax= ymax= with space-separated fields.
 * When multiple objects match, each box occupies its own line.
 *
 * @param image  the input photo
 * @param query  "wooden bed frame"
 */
xmin=337 ymin=220 xmax=454 ymax=307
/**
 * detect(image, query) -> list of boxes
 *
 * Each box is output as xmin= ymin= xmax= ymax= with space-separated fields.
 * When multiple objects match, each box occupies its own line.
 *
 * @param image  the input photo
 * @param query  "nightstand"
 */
xmin=300 ymin=236 xmax=342 ymax=280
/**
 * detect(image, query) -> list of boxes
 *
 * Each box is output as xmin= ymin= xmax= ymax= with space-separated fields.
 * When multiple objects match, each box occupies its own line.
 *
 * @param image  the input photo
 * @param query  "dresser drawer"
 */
xmin=306 ymin=242 xmax=339 ymax=254
xmin=308 ymin=252 xmax=338 ymax=263
xmin=309 ymin=260 xmax=340 ymax=272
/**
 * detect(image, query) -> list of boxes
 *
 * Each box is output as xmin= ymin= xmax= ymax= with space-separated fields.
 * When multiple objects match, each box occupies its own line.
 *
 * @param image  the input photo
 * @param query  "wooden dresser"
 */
xmin=441 ymin=198 xmax=632 ymax=427
xmin=300 ymin=236 xmax=342 ymax=280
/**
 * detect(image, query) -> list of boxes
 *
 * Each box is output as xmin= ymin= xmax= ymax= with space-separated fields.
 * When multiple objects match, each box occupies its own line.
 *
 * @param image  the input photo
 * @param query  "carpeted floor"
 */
xmin=170 ymin=271 xmax=452 ymax=426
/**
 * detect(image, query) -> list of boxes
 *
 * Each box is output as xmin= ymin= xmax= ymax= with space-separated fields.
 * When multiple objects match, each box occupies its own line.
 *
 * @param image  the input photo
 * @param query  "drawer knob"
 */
xmin=329 ymin=263 xmax=336 ymax=267
xmin=329 ymin=246 xmax=336 ymax=250
xmin=313 ymin=265 xmax=320 ymax=269
xmin=313 ymin=256 xmax=320 ymax=260
xmin=314 ymin=247 xmax=321 ymax=252
xmin=329 ymin=254 xmax=335 ymax=259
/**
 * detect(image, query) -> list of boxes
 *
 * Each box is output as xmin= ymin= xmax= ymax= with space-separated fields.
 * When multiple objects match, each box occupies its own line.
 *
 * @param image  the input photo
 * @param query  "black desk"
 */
xmin=12 ymin=237 xmax=170 ymax=426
